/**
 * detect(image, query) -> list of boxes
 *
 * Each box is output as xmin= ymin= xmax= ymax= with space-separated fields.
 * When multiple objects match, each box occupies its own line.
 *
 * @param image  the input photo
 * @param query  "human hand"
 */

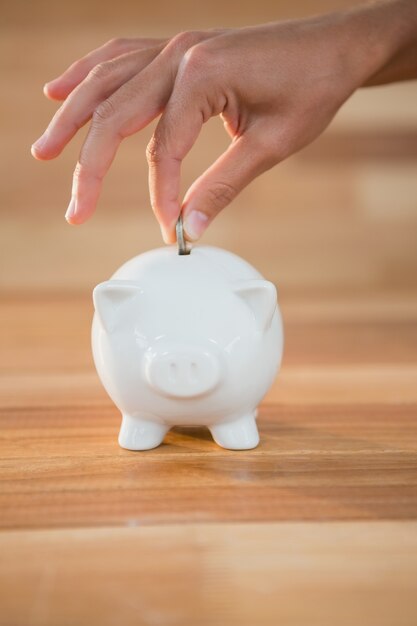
xmin=31 ymin=5 xmax=411 ymax=243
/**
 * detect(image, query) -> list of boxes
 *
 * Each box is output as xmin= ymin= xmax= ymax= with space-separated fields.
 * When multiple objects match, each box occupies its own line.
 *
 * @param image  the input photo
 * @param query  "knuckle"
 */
xmin=73 ymin=162 xmax=83 ymax=182
xmin=69 ymin=57 xmax=87 ymax=74
xmin=88 ymin=61 xmax=114 ymax=81
xmin=181 ymin=42 xmax=212 ymax=74
xmin=206 ymin=181 xmax=238 ymax=210
xmin=169 ymin=30 xmax=199 ymax=53
xmin=72 ymin=161 xmax=95 ymax=185
xmin=106 ymin=37 xmax=127 ymax=51
xmin=92 ymin=99 xmax=117 ymax=125
xmin=75 ymin=156 xmax=102 ymax=181
xmin=146 ymin=135 xmax=166 ymax=166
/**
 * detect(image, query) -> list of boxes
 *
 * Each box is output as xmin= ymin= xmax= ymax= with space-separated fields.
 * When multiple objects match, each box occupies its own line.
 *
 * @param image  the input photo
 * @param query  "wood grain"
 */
xmin=1 ymin=292 xmax=417 ymax=534
xmin=1 ymin=522 xmax=417 ymax=626
xmin=1 ymin=289 xmax=416 ymax=625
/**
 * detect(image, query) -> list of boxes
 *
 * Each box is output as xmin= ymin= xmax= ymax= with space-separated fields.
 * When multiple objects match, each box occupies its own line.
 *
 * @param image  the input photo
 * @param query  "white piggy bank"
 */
xmin=92 ymin=245 xmax=283 ymax=450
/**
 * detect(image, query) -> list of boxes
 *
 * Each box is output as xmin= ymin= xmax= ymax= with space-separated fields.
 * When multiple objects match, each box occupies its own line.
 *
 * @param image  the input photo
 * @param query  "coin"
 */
xmin=176 ymin=215 xmax=191 ymax=255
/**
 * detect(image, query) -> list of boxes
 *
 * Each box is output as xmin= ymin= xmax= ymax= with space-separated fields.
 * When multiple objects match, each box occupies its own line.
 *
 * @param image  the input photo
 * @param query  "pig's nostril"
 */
xmin=146 ymin=351 xmax=220 ymax=398
xmin=169 ymin=362 xmax=177 ymax=382
xmin=189 ymin=361 xmax=198 ymax=383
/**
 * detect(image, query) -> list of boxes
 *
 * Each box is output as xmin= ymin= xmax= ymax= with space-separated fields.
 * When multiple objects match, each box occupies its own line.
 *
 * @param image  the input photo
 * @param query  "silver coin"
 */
xmin=176 ymin=215 xmax=191 ymax=255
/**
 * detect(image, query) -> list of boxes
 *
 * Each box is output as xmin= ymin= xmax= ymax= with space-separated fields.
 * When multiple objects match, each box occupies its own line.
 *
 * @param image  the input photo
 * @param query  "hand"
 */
xmin=31 ymin=3 xmax=417 ymax=243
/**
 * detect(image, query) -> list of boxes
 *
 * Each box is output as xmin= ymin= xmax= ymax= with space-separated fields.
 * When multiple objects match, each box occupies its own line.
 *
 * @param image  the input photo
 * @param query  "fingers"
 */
xmin=146 ymin=44 xmax=277 ymax=244
xmin=147 ymin=43 xmax=223 ymax=243
xmin=44 ymin=37 xmax=167 ymax=101
xmin=31 ymin=45 xmax=165 ymax=160
xmin=181 ymin=131 xmax=277 ymax=241
xmin=65 ymin=52 xmax=177 ymax=225
xmin=147 ymin=101 xmax=205 ymax=243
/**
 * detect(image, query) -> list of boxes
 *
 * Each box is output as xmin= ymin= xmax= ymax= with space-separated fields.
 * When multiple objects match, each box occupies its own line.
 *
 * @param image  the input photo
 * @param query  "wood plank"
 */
xmin=1 ymin=292 xmax=417 ymax=529
xmin=0 ymin=522 xmax=416 ymax=626
xmin=1 ymin=403 xmax=416 ymax=529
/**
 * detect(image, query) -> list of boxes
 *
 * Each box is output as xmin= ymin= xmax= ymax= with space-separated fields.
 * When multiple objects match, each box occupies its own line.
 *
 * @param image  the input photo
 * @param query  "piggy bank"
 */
xmin=91 ymin=245 xmax=283 ymax=450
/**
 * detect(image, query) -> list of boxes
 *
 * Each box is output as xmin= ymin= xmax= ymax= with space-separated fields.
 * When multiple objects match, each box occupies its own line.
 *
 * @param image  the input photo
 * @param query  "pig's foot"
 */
xmin=118 ymin=414 xmax=169 ymax=451
xmin=209 ymin=412 xmax=259 ymax=450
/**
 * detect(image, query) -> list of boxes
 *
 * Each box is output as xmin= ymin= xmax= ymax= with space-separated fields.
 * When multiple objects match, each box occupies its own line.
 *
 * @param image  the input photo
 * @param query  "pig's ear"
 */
xmin=232 ymin=279 xmax=277 ymax=332
xmin=93 ymin=280 xmax=142 ymax=333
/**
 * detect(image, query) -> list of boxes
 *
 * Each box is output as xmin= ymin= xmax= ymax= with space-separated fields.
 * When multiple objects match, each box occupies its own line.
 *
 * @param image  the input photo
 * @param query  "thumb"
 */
xmin=182 ymin=131 xmax=276 ymax=241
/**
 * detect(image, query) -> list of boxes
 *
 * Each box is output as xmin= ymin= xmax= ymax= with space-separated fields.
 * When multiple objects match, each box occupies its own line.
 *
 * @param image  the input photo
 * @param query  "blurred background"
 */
xmin=1 ymin=0 xmax=417 ymax=297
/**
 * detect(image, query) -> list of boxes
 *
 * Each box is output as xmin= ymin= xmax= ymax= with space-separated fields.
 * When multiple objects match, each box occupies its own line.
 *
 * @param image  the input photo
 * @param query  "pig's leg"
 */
xmin=118 ymin=414 xmax=169 ymax=451
xmin=209 ymin=412 xmax=259 ymax=450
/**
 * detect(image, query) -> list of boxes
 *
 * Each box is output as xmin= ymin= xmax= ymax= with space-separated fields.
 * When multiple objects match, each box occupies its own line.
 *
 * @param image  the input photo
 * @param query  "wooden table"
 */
xmin=1 ymin=289 xmax=416 ymax=626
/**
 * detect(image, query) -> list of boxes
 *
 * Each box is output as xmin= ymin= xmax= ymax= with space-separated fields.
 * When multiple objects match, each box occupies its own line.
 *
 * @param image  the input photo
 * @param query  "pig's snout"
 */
xmin=145 ymin=349 xmax=221 ymax=398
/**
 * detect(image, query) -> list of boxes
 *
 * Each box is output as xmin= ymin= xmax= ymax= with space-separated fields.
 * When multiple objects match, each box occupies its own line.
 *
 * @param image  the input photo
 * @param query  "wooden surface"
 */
xmin=2 ymin=0 xmax=417 ymax=624
xmin=1 ymin=291 xmax=417 ymax=625
xmin=1 ymin=523 xmax=417 ymax=626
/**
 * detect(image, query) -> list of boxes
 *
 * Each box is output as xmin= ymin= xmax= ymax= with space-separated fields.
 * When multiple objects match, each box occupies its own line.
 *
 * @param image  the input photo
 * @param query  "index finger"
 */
xmin=147 ymin=79 xmax=206 ymax=243
xmin=65 ymin=46 xmax=182 ymax=225
xmin=44 ymin=37 xmax=168 ymax=101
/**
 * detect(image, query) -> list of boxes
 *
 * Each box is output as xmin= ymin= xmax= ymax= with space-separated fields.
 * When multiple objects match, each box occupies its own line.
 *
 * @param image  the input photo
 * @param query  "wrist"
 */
xmin=337 ymin=0 xmax=417 ymax=88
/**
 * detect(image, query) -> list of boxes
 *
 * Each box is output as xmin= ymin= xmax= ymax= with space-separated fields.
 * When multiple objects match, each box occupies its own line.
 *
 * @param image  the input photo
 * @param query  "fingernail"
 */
xmin=159 ymin=224 xmax=170 ymax=244
xmin=31 ymin=133 xmax=47 ymax=155
xmin=43 ymin=79 xmax=58 ymax=94
xmin=183 ymin=210 xmax=209 ymax=241
xmin=65 ymin=197 xmax=77 ymax=223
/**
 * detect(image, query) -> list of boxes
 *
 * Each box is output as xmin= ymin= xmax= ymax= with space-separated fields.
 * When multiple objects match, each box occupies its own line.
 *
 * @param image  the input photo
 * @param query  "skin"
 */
xmin=31 ymin=0 xmax=417 ymax=244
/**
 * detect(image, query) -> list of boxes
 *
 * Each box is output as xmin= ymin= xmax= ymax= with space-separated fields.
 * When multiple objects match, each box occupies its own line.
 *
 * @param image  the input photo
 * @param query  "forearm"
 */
xmin=342 ymin=0 xmax=417 ymax=86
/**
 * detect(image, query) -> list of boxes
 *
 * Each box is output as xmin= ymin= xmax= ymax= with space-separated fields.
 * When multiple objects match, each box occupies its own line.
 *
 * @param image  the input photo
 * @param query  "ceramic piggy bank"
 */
xmin=91 ymin=245 xmax=283 ymax=450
